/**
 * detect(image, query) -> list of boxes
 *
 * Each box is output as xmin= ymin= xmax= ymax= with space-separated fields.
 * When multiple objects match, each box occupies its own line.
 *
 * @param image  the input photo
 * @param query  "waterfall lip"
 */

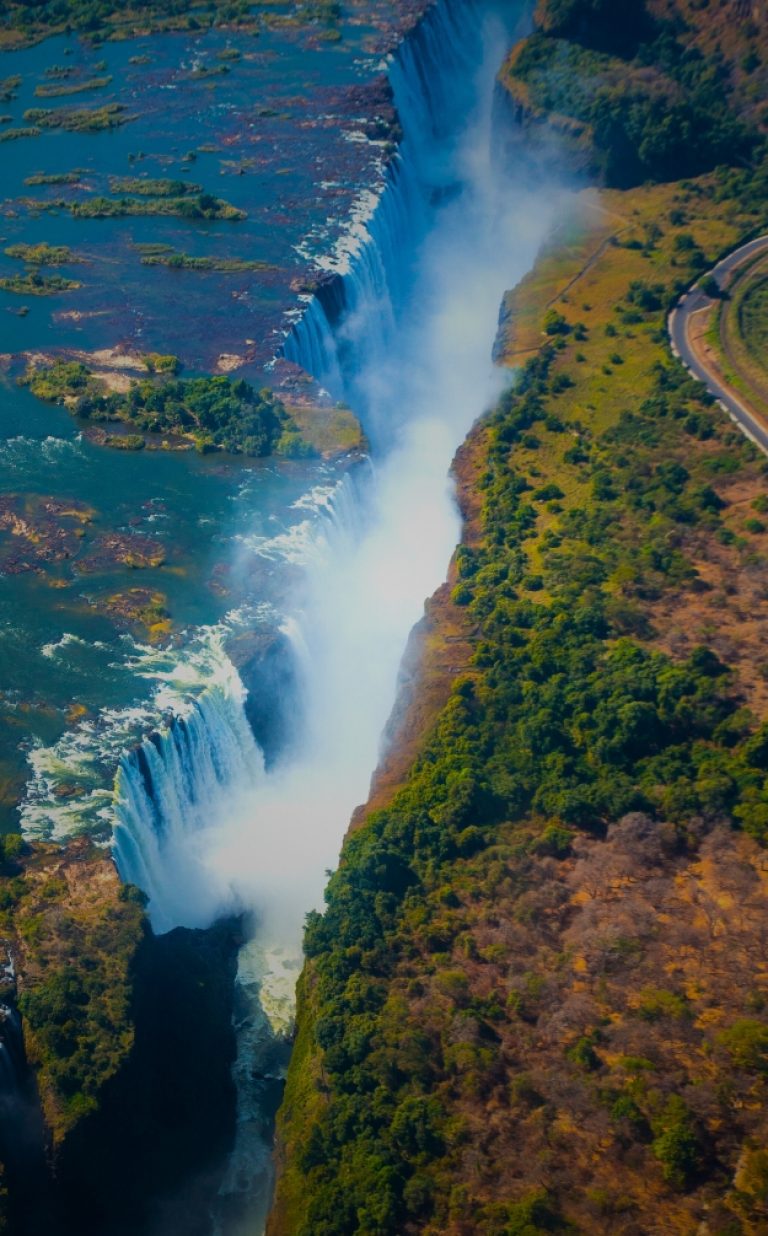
xmin=18 ymin=604 xmax=278 ymax=844
xmin=278 ymin=0 xmax=487 ymax=402
xmin=278 ymin=1 xmax=469 ymax=350
xmin=292 ymin=180 xmax=389 ymax=277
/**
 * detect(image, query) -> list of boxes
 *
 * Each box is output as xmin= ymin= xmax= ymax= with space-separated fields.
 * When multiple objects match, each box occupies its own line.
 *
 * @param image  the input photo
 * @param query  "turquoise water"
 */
xmin=0 ymin=10 xmax=392 ymax=829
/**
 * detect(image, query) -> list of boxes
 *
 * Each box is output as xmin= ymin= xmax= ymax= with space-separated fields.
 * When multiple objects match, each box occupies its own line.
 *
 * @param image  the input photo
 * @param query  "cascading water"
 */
xmin=114 ymin=671 xmax=266 ymax=935
xmin=283 ymin=0 xmax=480 ymax=420
xmin=108 ymin=0 xmax=563 ymax=1229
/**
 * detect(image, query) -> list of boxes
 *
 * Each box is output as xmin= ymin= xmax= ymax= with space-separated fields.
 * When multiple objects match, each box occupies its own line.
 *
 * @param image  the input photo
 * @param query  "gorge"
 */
xmin=114 ymin=0 xmax=560 ymax=1227
xmin=5 ymin=0 xmax=768 ymax=1233
xmin=1 ymin=0 xmax=561 ymax=1230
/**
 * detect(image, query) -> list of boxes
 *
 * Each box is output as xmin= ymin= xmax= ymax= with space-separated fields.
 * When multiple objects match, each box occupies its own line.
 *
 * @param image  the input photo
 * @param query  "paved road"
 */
xmin=668 ymin=232 xmax=768 ymax=456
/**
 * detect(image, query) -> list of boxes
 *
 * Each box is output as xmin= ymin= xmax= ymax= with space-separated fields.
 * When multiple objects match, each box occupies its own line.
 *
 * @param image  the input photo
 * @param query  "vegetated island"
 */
xmin=69 ymin=192 xmax=246 ymax=221
xmin=0 ymin=126 xmax=41 ymax=143
xmin=0 ymin=273 xmax=81 ymax=295
xmin=22 ymin=102 xmax=127 ymax=132
xmin=23 ymin=171 xmax=85 ymax=186
xmin=33 ymin=75 xmax=112 ymax=99
xmin=268 ymin=2 xmax=768 ymax=1234
xmin=23 ymin=359 xmax=316 ymax=457
xmin=4 ymin=243 xmax=77 ymax=265
xmin=108 ymin=177 xmax=202 ymax=197
xmin=0 ymin=74 xmax=20 ymax=101
xmin=137 ymin=247 xmax=274 ymax=273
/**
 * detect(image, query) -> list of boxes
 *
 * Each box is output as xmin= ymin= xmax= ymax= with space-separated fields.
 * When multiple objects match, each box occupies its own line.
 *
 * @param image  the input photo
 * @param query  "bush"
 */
xmin=651 ymin=1096 xmax=703 ymax=1188
xmin=717 ymin=1019 xmax=768 ymax=1073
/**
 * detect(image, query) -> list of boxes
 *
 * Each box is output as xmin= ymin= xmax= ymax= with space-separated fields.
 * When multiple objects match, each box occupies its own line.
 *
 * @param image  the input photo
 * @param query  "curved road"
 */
xmin=668 ymin=232 xmax=768 ymax=456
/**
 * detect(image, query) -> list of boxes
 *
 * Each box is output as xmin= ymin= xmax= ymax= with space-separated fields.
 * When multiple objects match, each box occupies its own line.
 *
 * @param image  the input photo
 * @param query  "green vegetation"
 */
xmin=274 ymin=316 xmax=768 ymax=1233
xmin=703 ymin=246 xmax=768 ymax=423
xmin=0 ymin=74 xmax=21 ymax=101
xmin=535 ymin=0 xmax=653 ymax=54
xmin=42 ymin=64 xmax=75 ymax=79
xmin=108 ymin=176 xmax=201 ymax=197
xmin=0 ymin=0 xmax=334 ymax=48
xmin=34 ymin=74 xmax=112 ymax=98
xmin=24 ymin=170 xmax=83 ymax=186
xmin=273 ymin=10 xmax=768 ymax=1221
xmin=0 ymin=839 xmax=145 ymax=1139
xmin=0 ymin=272 xmax=80 ymax=295
xmin=142 ymin=352 xmax=181 ymax=374
xmin=0 ymin=125 xmax=40 ymax=142
xmin=139 ymin=250 xmax=272 ymax=273
xmin=24 ymin=360 xmax=314 ymax=458
xmin=507 ymin=0 xmax=754 ymax=185
xmin=22 ymin=101 xmax=126 ymax=131
xmin=737 ymin=273 xmax=768 ymax=377
xmin=70 ymin=192 xmax=245 ymax=221
xmin=4 ymin=242 xmax=76 ymax=265
xmin=13 ymin=850 xmax=143 ymax=1137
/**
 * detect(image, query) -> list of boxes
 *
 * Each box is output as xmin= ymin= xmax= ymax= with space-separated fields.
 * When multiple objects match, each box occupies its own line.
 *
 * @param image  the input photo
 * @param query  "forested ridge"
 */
xmin=269 ymin=1 xmax=768 ymax=1232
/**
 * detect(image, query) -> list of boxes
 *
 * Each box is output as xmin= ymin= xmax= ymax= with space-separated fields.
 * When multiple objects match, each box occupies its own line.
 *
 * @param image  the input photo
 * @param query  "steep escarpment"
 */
xmin=0 ymin=837 xmax=241 ymax=1236
xmin=0 ymin=837 xmax=144 ymax=1232
xmin=269 ymin=3 xmax=768 ymax=1232
xmin=1 ymin=838 xmax=144 ymax=1143
xmin=54 ymin=917 xmax=241 ymax=1236
xmin=352 ymin=427 xmax=486 ymax=826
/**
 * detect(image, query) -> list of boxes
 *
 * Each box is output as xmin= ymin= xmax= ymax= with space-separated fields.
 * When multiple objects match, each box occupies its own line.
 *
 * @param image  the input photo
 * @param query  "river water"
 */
xmin=0 ymin=6 xmax=409 ymax=834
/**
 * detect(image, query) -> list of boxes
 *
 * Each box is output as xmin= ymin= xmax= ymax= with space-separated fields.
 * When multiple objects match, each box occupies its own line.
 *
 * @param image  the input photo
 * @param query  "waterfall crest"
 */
xmin=114 ymin=667 xmax=265 ymax=935
xmin=282 ymin=0 xmax=482 ymax=425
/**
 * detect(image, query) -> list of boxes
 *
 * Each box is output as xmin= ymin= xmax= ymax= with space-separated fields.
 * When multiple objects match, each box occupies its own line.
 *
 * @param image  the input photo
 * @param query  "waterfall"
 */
xmin=105 ymin=0 xmax=562 ymax=1228
xmin=112 ymin=467 xmax=367 ymax=934
xmin=282 ymin=0 xmax=482 ymax=431
xmin=113 ymin=668 xmax=265 ymax=935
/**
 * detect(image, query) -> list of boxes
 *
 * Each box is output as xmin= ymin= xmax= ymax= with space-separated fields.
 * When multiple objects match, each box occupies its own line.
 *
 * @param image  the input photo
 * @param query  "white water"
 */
xmin=106 ymin=0 xmax=564 ymax=1226
xmin=116 ymin=0 xmax=559 ymax=935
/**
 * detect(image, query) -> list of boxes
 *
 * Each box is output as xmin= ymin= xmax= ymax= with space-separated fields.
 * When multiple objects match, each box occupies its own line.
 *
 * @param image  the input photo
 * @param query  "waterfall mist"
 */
xmin=117 ymin=0 xmax=561 ymax=947
xmin=111 ymin=0 xmax=568 ymax=1226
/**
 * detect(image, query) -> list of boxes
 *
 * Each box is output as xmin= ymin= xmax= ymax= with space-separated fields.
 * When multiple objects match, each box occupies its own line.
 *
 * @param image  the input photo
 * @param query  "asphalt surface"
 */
xmin=668 ymin=233 xmax=768 ymax=456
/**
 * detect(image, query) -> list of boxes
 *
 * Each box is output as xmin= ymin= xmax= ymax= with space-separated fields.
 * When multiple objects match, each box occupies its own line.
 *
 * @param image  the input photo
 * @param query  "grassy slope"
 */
xmin=270 ymin=8 xmax=768 ymax=1235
